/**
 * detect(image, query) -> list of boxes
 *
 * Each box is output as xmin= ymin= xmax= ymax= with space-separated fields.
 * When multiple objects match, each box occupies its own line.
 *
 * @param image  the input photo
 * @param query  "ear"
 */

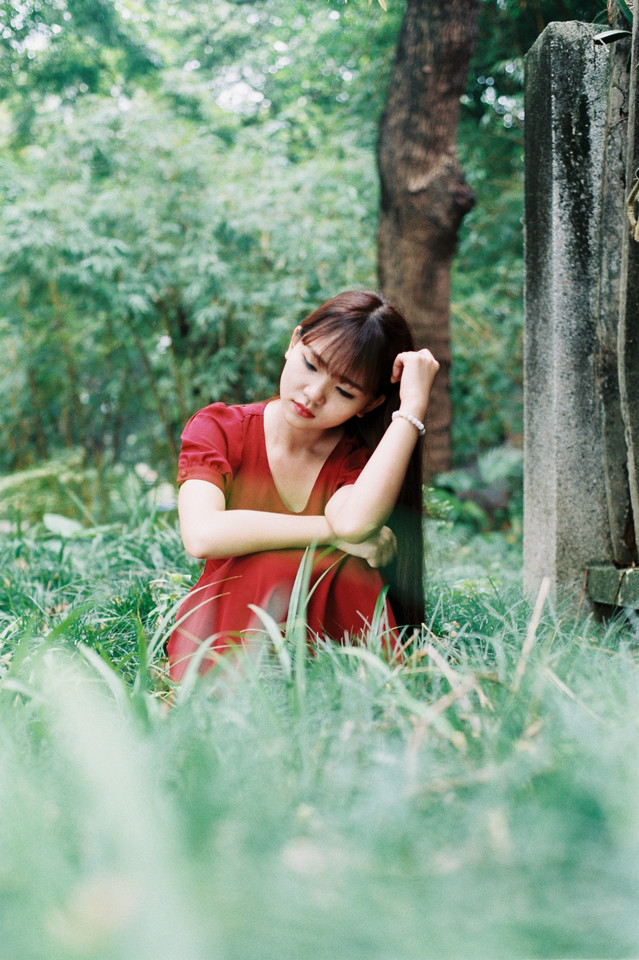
xmin=356 ymin=394 xmax=386 ymax=418
xmin=285 ymin=326 xmax=303 ymax=358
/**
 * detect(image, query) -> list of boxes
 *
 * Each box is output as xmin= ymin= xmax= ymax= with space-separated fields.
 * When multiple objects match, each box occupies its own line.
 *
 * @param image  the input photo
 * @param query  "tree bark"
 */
xmin=377 ymin=0 xmax=481 ymax=475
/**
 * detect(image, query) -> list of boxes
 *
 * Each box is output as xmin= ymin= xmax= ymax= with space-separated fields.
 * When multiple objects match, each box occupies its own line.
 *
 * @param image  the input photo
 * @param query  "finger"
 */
xmin=384 ymin=527 xmax=397 ymax=548
xmin=390 ymin=354 xmax=407 ymax=384
xmin=418 ymin=349 xmax=440 ymax=374
xmin=383 ymin=531 xmax=397 ymax=564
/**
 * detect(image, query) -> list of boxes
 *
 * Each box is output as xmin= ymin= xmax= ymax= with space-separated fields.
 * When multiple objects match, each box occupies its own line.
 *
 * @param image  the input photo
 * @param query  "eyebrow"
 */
xmin=307 ymin=347 xmax=365 ymax=392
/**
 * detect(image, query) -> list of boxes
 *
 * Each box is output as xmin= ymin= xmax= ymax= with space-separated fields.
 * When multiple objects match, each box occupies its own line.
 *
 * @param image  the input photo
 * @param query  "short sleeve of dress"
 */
xmin=176 ymin=403 xmax=245 ymax=493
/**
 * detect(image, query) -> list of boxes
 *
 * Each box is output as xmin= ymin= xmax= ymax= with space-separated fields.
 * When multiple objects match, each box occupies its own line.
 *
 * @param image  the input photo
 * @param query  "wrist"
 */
xmin=392 ymin=409 xmax=426 ymax=437
xmin=399 ymin=397 xmax=428 ymax=419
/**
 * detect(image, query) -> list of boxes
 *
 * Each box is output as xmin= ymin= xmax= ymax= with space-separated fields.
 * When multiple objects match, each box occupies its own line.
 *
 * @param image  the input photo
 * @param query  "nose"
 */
xmin=303 ymin=375 xmax=328 ymax=405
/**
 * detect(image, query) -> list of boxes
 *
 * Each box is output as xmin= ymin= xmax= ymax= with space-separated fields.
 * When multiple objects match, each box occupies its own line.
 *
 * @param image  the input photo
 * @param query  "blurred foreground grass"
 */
xmin=0 ymin=511 xmax=638 ymax=960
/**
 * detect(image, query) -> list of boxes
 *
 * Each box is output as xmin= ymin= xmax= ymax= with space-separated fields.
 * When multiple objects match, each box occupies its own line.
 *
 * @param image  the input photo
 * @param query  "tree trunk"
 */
xmin=377 ymin=0 xmax=481 ymax=475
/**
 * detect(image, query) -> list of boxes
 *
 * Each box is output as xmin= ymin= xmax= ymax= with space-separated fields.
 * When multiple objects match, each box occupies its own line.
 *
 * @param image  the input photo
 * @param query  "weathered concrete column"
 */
xmin=523 ymin=22 xmax=613 ymax=594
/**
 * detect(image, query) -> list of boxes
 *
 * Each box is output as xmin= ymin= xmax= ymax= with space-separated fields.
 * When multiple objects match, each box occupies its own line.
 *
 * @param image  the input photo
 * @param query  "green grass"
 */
xmin=1 ymin=511 xmax=638 ymax=959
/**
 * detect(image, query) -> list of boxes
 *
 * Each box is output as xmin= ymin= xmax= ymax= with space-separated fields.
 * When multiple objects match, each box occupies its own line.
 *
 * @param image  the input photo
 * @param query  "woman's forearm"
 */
xmin=325 ymin=416 xmax=419 ymax=542
xmin=188 ymin=510 xmax=336 ymax=559
xmin=178 ymin=482 xmax=336 ymax=558
xmin=326 ymin=348 xmax=438 ymax=542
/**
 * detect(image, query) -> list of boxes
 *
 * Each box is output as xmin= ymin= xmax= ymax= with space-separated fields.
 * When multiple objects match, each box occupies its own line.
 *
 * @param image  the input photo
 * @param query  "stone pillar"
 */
xmin=523 ymin=22 xmax=613 ymax=594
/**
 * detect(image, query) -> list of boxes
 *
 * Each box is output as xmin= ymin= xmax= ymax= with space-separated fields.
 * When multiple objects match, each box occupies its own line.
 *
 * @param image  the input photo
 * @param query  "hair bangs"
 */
xmin=301 ymin=313 xmax=391 ymax=397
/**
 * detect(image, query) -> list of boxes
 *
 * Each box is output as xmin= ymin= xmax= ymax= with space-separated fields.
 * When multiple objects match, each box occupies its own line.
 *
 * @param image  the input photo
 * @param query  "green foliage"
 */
xmin=0 ymin=0 xmax=158 ymax=144
xmin=0 ymin=85 xmax=379 ymax=478
xmin=449 ymin=0 xmax=608 ymax=461
xmin=147 ymin=0 xmax=401 ymax=147
xmin=1 ymin=515 xmax=639 ymax=958
xmin=0 ymin=451 xmax=177 ymax=525
xmin=429 ymin=444 xmax=523 ymax=537
xmin=0 ymin=450 xmax=87 ymax=521
xmin=451 ymin=116 xmax=525 ymax=459
xmin=617 ymin=0 xmax=634 ymax=23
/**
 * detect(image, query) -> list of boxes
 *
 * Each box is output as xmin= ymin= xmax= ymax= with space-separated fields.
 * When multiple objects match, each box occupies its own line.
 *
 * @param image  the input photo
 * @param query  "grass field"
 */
xmin=1 ymin=509 xmax=638 ymax=960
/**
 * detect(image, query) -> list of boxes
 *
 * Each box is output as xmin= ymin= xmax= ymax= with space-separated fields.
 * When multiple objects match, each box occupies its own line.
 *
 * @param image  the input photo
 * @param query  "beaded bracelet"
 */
xmin=391 ymin=410 xmax=426 ymax=437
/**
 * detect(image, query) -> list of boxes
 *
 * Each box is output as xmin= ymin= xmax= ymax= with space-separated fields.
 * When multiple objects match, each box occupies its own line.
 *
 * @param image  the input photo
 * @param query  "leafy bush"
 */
xmin=429 ymin=444 xmax=523 ymax=537
xmin=0 ymin=90 xmax=380 ymax=484
xmin=451 ymin=116 xmax=525 ymax=461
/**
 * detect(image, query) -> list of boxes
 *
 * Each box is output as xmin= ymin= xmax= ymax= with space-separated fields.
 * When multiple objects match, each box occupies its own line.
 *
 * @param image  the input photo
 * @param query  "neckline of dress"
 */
xmin=261 ymin=400 xmax=348 ymax=515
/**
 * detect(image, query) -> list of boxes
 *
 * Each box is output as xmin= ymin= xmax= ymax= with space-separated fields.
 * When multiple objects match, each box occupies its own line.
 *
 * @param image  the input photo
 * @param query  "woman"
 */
xmin=167 ymin=290 xmax=439 ymax=681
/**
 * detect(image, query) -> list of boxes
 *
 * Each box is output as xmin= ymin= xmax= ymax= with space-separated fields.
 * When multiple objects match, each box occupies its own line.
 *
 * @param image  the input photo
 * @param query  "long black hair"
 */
xmin=296 ymin=290 xmax=425 ymax=629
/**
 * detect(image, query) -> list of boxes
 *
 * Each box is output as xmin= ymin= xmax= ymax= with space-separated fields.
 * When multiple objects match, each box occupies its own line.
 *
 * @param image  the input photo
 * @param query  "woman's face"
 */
xmin=278 ymin=335 xmax=384 ymax=431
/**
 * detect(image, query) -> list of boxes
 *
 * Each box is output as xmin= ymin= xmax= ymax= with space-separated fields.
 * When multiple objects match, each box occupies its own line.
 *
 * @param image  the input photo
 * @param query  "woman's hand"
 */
xmin=390 ymin=348 xmax=440 ymax=423
xmin=334 ymin=525 xmax=397 ymax=568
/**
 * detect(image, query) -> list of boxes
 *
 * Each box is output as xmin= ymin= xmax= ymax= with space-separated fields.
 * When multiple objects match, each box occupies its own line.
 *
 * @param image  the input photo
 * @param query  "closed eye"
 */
xmin=302 ymin=347 xmax=358 ymax=399
xmin=336 ymin=386 xmax=355 ymax=400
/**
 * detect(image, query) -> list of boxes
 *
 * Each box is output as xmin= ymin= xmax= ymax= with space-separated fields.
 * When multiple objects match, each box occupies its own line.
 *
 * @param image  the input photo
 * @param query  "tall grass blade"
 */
xmin=512 ymin=575 xmax=550 ymax=692
xmin=248 ymin=603 xmax=292 ymax=682
xmin=285 ymin=547 xmax=315 ymax=715
xmin=173 ymin=632 xmax=226 ymax=704
xmin=368 ymin=583 xmax=390 ymax=652
xmin=78 ymin=644 xmax=132 ymax=714
xmin=0 ymin=677 xmax=46 ymax=704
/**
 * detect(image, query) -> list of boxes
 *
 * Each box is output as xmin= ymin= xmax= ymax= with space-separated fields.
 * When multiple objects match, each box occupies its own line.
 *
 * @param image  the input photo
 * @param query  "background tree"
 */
xmin=378 ymin=0 xmax=482 ymax=475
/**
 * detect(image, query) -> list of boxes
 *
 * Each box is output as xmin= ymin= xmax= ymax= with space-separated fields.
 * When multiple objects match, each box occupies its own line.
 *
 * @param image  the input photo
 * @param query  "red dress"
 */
xmin=167 ymin=401 xmax=396 ymax=680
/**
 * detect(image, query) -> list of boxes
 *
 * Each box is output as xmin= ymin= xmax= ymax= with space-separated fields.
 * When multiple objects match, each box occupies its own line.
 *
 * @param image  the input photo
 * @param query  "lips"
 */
xmin=293 ymin=401 xmax=315 ymax=419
